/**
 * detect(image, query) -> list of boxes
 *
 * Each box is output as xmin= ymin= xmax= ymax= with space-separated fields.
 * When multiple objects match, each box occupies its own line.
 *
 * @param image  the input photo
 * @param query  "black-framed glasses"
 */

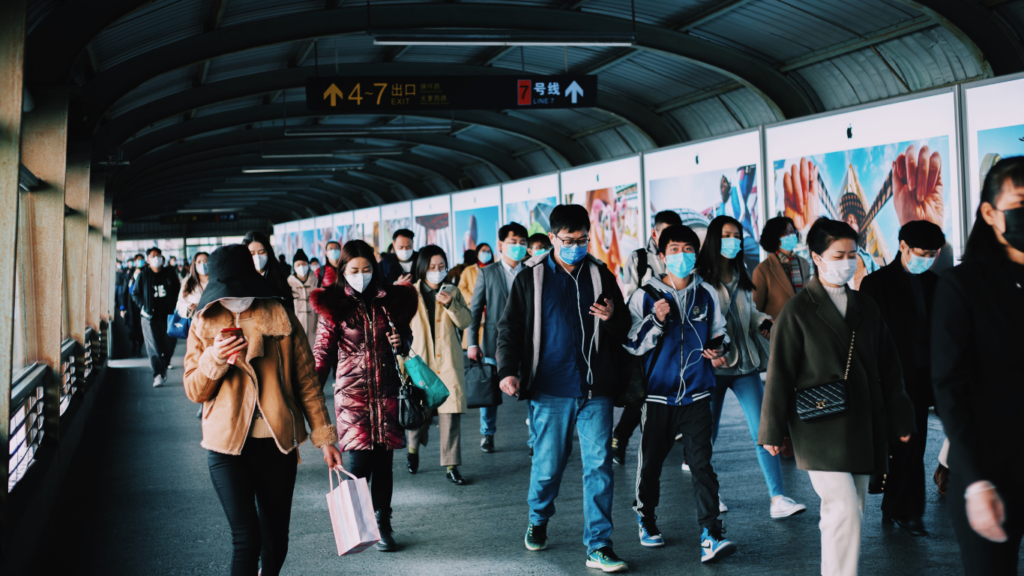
xmin=556 ymin=236 xmax=589 ymax=247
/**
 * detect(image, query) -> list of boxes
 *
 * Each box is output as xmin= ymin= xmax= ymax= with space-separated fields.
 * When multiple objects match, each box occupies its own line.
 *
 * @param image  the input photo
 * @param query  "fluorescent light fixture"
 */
xmin=241 ymin=168 xmax=304 ymax=173
xmin=372 ymin=29 xmax=635 ymax=47
xmin=284 ymin=124 xmax=453 ymax=137
xmin=226 ymin=173 xmax=342 ymax=182
xmin=261 ymin=148 xmax=406 ymax=159
xmin=241 ymin=163 xmax=364 ymax=174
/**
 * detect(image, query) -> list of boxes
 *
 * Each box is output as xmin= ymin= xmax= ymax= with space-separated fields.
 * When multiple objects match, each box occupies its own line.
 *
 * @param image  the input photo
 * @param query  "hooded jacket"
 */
xmin=311 ymin=281 xmax=418 ymax=452
xmin=623 ymin=274 xmax=728 ymax=406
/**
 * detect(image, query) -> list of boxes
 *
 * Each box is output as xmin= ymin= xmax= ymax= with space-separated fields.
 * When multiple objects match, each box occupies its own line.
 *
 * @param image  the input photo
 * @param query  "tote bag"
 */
xmin=465 ymin=355 xmax=502 ymax=409
xmin=167 ymin=310 xmax=190 ymax=339
xmin=402 ymin=351 xmax=450 ymax=410
xmin=325 ymin=468 xmax=380 ymax=555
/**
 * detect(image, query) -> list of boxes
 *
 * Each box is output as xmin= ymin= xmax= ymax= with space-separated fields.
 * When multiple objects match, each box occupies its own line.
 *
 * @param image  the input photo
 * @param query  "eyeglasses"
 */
xmin=556 ymin=236 xmax=589 ymax=247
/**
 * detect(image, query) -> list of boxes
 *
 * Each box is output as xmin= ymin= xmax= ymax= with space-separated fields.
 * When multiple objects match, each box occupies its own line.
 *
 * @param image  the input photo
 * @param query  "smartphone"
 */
xmin=220 ymin=327 xmax=244 ymax=365
xmin=704 ymin=334 xmax=725 ymax=351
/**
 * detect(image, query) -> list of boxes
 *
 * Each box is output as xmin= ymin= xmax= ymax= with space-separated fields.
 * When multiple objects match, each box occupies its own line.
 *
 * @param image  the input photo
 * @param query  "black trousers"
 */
xmin=949 ymin=472 xmax=1024 ymax=575
xmin=208 ymin=439 xmax=298 ymax=576
xmin=633 ymin=398 xmax=720 ymax=530
xmin=614 ymin=405 xmax=643 ymax=444
xmin=347 ymin=447 xmax=394 ymax=513
xmin=881 ymin=401 xmax=930 ymax=518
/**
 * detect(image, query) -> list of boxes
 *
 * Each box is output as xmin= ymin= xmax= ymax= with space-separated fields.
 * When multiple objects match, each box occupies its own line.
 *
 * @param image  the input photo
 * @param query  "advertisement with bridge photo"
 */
xmin=772 ymin=135 xmax=954 ymax=289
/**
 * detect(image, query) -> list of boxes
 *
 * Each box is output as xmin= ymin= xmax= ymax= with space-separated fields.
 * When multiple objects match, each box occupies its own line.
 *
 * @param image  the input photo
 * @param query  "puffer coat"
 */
xmin=311 ymin=281 xmax=418 ymax=452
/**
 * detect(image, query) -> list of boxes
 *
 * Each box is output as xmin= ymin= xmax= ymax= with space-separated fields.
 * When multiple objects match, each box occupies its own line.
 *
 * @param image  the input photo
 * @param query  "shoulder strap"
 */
xmin=635 ymin=249 xmax=648 ymax=283
xmin=843 ymin=331 xmax=856 ymax=381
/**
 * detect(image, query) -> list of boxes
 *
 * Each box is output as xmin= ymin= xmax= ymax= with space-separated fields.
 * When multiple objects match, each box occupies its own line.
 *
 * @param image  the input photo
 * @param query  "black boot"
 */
xmin=407 ymin=452 xmax=418 ymax=474
xmin=375 ymin=509 xmax=397 ymax=551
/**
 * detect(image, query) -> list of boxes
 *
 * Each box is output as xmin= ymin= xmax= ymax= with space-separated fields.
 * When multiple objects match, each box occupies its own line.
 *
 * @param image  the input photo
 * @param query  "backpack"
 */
xmin=615 ymin=284 xmax=672 ymax=408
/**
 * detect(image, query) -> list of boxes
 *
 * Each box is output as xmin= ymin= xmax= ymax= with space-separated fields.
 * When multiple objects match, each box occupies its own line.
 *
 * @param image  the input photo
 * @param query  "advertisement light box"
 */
xmin=963 ymin=73 xmax=1024 ymax=223
xmin=412 ymin=196 xmax=453 ymax=261
xmin=379 ymin=201 xmax=412 ymax=253
xmin=501 ymin=174 xmax=560 ymax=236
xmin=353 ymin=207 xmax=381 ymax=256
xmin=452 ymin=186 xmax=501 ymax=256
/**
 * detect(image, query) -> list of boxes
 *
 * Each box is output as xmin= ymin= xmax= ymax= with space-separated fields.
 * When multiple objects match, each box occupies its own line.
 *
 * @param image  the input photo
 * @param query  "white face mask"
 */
xmin=311 ymin=263 xmax=321 ymax=272
xmin=148 ymin=255 xmax=164 ymax=268
xmin=817 ymin=257 xmax=858 ymax=286
xmin=219 ymin=297 xmax=254 ymax=313
xmin=294 ymin=264 xmax=309 ymax=277
xmin=426 ymin=269 xmax=447 ymax=285
xmin=253 ymin=254 xmax=268 ymax=271
xmin=345 ymin=273 xmax=373 ymax=293
xmin=395 ymin=248 xmax=413 ymax=262
xmin=195 ymin=262 xmax=208 ymax=276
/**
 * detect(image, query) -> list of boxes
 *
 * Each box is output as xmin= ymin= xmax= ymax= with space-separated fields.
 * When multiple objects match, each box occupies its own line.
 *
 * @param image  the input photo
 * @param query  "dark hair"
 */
xmin=899 ymin=220 xmax=946 ymax=250
xmin=696 ymin=216 xmax=754 ymax=291
xmin=463 ymin=249 xmax=478 ymax=265
xmin=654 ymin=210 xmax=683 ymax=227
xmin=658 ymin=225 xmax=700 ymax=255
xmin=310 ymin=257 xmax=320 ymax=265
xmin=326 ymin=240 xmax=341 ymax=251
xmin=393 ymin=228 xmax=414 ymax=241
xmin=476 ymin=243 xmax=492 ymax=255
xmin=806 ymin=218 xmax=859 ymax=273
xmin=964 ymin=156 xmax=1024 ymax=262
xmin=760 ymin=216 xmax=796 ymax=252
xmin=133 ymin=253 xmax=144 ymax=261
xmin=549 ymin=204 xmax=590 ymax=235
xmin=183 ymin=251 xmax=210 ymax=297
xmin=499 ymin=222 xmax=529 ymax=242
xmin=147 ymin=247 xmax=162 ymax=257
xmin=243 ymin=230 xmax=290 ymax=301
xmin=416 ymin=245 xmax=449 ymax=283
xmin=386 ymin=243 xmax=394 ymax=253
xmin=528 ymin=233 xmax=552 ymax=248
xmin=338 ymin=240 xmax=380 ymax=288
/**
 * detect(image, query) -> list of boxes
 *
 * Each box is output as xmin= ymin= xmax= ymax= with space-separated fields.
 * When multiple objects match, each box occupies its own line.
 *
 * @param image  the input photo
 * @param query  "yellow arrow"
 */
xmin=323 ymin=83 xmax=344 ymax=107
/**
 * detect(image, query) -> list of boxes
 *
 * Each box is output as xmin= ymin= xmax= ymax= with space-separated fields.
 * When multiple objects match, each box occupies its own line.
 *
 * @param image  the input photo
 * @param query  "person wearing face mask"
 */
xmin=176 ymin=251 xmax=210 ymax=320
xmin=379 ymin=229 xmax=419 ymax=285
xmin=759 ymin=218 xmax=915 ymax=576
xmin=123 ymin=254 xmax=147 ymax=357
xmin=466 ymin=223 xmax=529 ymax=454
xmin=753 ymin=216 xmax=812 ymax=320
xmin=932 ymin=157 xmax=1024 ymax=575
xmin=696 ymin=216 xmax=807 ymax=521
xmin=131 ymin=247 xmax=182 ymax=387
xmin=183 ymin=244 xmax=343 ymax=576
xmin=286 ymin=249 xmax=319 ymax=348
xmin=859 ymin=220 xmax=945 ymax=537
xmin=309 ymin=257 xmax=322 ymax=278
xmin=243 ymin=231 xmax=294 ymax=313
xmin=623 ymin=225 xmax=734 ymax=562
xmin=406 ymin=245 xmax=473 ymax=484
xmin=528 ymin=233 xmax=552 ymax=258
xmin=496 ymin=204 xmax=631 ymax=572
xmin=457 ymin=243 xmax=491 ymax=321
xmin=316 ymin=241 xmax=343 ymax=288
xmin=310 ymin=240 xmax=418 ymax=552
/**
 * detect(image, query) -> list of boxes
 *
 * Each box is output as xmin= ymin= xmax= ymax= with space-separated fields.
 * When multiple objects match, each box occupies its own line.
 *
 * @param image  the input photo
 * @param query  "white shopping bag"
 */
xmin=325 ymin=467 xmax=380 ymax=555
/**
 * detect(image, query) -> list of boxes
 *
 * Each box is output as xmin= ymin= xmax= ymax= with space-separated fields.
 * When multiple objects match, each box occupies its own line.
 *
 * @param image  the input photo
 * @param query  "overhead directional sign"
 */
xmin=305 ymin=76 xmax=598 ymax=113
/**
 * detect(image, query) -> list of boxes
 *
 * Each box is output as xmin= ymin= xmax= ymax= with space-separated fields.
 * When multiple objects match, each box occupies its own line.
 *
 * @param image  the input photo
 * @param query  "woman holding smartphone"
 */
xmin=183 ymin=244 xmax=342 ymax=576
xmin=406 ymin=245 xmax=474 ymax=485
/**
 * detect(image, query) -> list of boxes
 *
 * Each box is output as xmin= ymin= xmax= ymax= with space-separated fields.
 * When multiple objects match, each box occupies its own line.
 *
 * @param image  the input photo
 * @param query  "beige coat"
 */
xmin=183 ymin=299 xmax=337 ymax=455
xmin=457 ymin=264 xmax=482 ymax=349
xmin=752 ymin=252 xmax=812 ymax=320
xmin=287 ymin=272 xmax=319 ymax=347
xmin=409 ymin=280 xmax=473 ymax=414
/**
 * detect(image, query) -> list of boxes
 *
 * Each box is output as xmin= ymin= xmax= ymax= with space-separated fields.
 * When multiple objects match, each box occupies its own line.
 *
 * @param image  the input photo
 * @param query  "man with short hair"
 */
xmin=317 ymin=241 xmax=343 ymax=287
xmin=859 ymin=220 xmax=945 ymax=537
xmin=379 ymin=229 xmax=418 ymax=284
xmin=468 ymin=222 xmax=529 ymax=453
xmin=131 ymin=247 xmax=181 ymax=387
xmin=527 ymin=233 xmax=552 ymax=257
xmin=497 ymin=204 xmax=631 ymax=572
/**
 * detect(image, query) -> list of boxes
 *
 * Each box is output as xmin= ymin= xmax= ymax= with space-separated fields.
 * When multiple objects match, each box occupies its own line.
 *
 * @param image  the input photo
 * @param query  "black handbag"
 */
xmin=465 ymin=354 xmax=503 ymax=409
xmin=384 ymin=313 xmax=427 ymax=430
xmin=795 ymin=332 xmax=855 ymax=423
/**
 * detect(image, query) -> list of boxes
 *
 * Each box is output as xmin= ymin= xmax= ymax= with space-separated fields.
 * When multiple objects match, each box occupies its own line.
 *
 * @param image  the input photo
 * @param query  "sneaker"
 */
xmin=637 ymin=513 xmax=664 ymax=547
xmin=770 ymin=496 xmax=807 ymax=519
xmin=674 ymin=432 xmax=683 ymax=442
xmin=612 ymin=437 xmax=626 ymax=465
xmin=681 ymin=461 xmax=690 ymax=472
xmin=586 ymin=547 xmax=628 ymax=572
xmin=525 ymin=523 xmax=548 ymax=551
xmin=480 ymin=435 xmax=495 ymax=453
xmin=153 ymin=374 xmax=165 ymax=388
xmin=719 ymin=498 xmax=728 ymax=513
xmin=700 ymin=526 xmax=737 ymax=563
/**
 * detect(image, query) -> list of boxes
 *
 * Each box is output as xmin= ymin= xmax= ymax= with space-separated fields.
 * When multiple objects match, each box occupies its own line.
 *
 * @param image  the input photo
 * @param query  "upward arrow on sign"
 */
xmin=323 ymin=83 xmax=344 ymax=107
xmin=565 ymin=81 xmax=584 ymax=104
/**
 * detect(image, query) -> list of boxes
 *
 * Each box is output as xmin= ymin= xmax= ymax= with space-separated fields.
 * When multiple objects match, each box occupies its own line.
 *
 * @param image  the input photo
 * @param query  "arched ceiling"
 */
xmin=22 ymin=0 xmax=1024 ymax=223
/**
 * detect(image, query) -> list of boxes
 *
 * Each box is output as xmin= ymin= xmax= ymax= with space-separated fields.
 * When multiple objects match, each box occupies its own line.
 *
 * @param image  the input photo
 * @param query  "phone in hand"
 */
xmin=220 ymin=327 xmax=244 ymax=365
xmin=704 ymin=334 xmax=725 ymax=351
xmin=759 ymin=320 xmax=773 ymax=333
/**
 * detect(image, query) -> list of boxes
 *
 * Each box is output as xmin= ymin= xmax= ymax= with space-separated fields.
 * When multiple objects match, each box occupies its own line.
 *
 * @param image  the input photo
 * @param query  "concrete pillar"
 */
xmin=87 ymin=173 xmax=104 ymax=330
xmin=20 ymin=89 xmax=69 ymax=446
xmin=101 ymin=188 xmax=113 ymax=326
xmin=64 ymin=143 xmax=89 ymax=343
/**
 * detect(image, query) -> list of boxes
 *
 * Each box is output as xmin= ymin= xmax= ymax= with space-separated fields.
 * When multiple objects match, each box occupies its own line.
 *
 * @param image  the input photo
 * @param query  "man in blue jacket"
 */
xmin=623 ymin=225 xmax=736 ymax=563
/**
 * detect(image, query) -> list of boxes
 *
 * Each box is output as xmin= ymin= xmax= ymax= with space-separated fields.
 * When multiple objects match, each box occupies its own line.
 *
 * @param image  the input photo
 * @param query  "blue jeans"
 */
xmin=527 ymin=402 xmax=536 ymax=449
xmin=528 ymin=392 xmax=614 ymax=554
xmin=480 ymin=406 xmax=498 ymax=436
xmin=710 ymin=373 xmax=785 ymax=498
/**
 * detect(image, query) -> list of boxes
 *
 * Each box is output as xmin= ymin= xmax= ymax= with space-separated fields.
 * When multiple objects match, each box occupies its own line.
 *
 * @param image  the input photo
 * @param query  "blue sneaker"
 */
xmin=700 ymin=526 xmax=736 ymax=563
xmin=637 ymin=513 xmax=665 ymax=547
xmin=586 ymin=547 xmax=628 ymax=572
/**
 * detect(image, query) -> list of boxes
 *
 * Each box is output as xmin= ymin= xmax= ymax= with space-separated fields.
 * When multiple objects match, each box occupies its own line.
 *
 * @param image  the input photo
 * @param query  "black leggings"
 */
xmin=347 ymin=447 xmax=394 ymax=513
xmin=208 ymin=439 xmax=298 ymax=576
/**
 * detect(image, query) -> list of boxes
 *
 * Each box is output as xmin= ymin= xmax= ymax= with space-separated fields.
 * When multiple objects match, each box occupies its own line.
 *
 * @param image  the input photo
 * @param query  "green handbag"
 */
xmin=401 ymin=351 xmax=450 ymax=410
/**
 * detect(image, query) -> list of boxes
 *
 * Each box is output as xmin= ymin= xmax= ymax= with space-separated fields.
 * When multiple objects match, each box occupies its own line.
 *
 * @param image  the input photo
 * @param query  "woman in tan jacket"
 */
xmin=752 ymin=216 xmax=812 ymax=320
xmin=407 ymin=245 xmax=474 ymax=485
xmin=184 ymin=244 xmax=342 ymax=576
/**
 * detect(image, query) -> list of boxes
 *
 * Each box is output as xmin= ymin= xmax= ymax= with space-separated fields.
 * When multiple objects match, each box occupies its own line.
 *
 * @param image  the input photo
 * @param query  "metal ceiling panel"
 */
xmin=27 ymin=0 xmax=61 ymax=35
xmin=461 ymin=164 xmax=502 ymax=186
xmin=491 ymin=45 xmax=614 ymax=74
xmin=457 ymin=130 xmax=532 ymax=154
xmin=517 ymin=150 xmax=561 ymax=175
xmin=221 ymin=0 xmax=325 ymax=28
xmin=580 ymin=0 xmax=717 ymax=27
xmin=505 ymin=108 xmax=611 ymax=135
xmin=132 ymin=115 xmax=183 ymax=139
xmin=597 ymin=52 xmax=727 ymax=105
xmin=664 ymin=94 xmax=746 ymax=141
xmin=995 ymin=1 xmax=1024 ymax=44
xmin=194 ymin=96 xmax=266 ymax=118
xmin=204 ymin=43 xmax=300 ymax=84
xmin=108 ymin=66 xmax=195 ymax=118
xmin=90 ymin=0 xmax=211 ymax=72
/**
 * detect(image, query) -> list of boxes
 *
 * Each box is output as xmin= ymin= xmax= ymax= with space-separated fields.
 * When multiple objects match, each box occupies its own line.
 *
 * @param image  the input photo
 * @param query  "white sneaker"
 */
xmin=674 ymin=433 xmax=683 ymax=442
xmin=770 ymin=496 xmax=807 ymax=519
xmin=681 ymin=462 xmax=690 ymax=472
xmin=718 ymin=498 xmax=728 ymax=513
xmin=153 ymin=374 xmax=165 ymax=388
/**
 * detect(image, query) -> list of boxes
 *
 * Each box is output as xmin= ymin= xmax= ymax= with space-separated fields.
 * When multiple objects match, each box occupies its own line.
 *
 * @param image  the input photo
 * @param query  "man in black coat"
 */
xmin=131 ymin=247 xmax=181 ymax=387
xmin=860 ymin=220 xmax=945 ymax=536
xmin=379 ymin=228 xmax=418 ymax=285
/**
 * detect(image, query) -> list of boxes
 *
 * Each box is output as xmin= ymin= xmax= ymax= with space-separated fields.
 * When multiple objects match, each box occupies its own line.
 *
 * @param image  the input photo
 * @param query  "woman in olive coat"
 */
xmin=759 ymin=218 xmax=915 ymax=576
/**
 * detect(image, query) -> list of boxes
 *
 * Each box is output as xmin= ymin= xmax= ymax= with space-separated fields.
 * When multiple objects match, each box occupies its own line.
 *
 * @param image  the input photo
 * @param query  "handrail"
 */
xmin=59 ymin=338 xmax=78 ymax=416
xmin=9 ymin=362 xmax=47 ymax=493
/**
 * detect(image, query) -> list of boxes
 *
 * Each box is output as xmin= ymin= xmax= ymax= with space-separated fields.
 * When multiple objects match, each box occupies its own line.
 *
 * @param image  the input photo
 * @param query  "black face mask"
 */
xmin=1001 ymin=207 xmax=1024 ymax=253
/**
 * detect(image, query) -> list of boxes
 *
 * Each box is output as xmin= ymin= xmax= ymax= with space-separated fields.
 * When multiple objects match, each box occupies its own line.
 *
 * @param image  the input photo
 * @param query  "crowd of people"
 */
xmin=117 ymin=156 xmax=1024 ymax=576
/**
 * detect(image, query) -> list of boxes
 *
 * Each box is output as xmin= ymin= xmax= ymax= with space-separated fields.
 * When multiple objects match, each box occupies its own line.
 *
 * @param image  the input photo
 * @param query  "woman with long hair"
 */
xmin=406 ymin=245 xmax=473 ymax=485
xmin=696 ymin=216 xmax=806 ymax=519
xmin=243 ymin=231 xmax=294 ymax=312
xmin=932 ymin=156 xmax=1024 ymax=575
xmin=457 ymin=243 xmax=490 ymax=349
xmin=286 ymin=249 xmax=318 ymax=347
xmin=311 ymin=240 xmax=418 ymax=552
xmin=176 ymin=251 xmax=209 ymax=318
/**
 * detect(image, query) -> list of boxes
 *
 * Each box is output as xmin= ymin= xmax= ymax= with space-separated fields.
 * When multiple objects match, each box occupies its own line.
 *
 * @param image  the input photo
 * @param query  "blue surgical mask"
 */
xmin=478 ymin=250 xmax=492 ymax=264
xmin=665 ymin=252 xmax=696 ymax=279
xmin=720 ymin=237 xmax=742 ymax=259
xmin=905 ymin=253 xmax=935 ymax=275
xmin=327 ymin=249 xmax=341 ymax=262
xmin=504 ymin=244 xmax=527 ymax=261
xmin=779 ymin=234 xmax=798 ymax=252
xmin=557 ymin=242 xmax=588 ymax=265
xmin=533 ymin=248 xmax=549 ymax=258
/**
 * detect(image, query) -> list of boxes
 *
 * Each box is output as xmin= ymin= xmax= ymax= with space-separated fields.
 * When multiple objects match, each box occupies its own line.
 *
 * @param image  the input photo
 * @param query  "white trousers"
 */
xmin=807 ymin=471 xmax=868 ymax=576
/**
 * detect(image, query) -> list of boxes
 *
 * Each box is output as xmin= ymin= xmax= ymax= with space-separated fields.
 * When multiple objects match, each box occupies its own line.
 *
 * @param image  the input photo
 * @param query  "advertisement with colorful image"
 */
xmin=964 ymin=75 xmax=1024 ymax=220
xmin=977 ymin=122 xmax=1024 ymax=190
xmin=502 ymin=174 xmax=559 ymax=235
xmin=380 ymin=202 xmax=412 ymax=254
xmin=412 ymin=197 xmax=453 ymax=262
xmin=353 ymin=207 xmax=381 ymax=258
xmin=454 ymin=206 xmax=499 ymax=254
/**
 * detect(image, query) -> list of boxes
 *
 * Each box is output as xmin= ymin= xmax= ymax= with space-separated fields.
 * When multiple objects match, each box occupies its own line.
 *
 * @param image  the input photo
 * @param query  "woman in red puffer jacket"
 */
xmin=311 ymin=239 xmax=418 ymax=552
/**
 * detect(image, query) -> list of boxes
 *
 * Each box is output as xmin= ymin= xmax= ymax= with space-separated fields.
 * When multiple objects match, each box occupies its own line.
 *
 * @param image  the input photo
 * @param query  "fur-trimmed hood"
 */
xmin=310 ymin=281 xmax=418 ymax=328
xmin=194 ymin=298 xmax=292 ymax=365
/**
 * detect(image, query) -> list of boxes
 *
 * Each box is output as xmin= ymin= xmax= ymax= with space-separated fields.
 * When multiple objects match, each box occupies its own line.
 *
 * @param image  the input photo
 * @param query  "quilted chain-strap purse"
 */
xmin=795 ymin=332 xmax=855 ymax=423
